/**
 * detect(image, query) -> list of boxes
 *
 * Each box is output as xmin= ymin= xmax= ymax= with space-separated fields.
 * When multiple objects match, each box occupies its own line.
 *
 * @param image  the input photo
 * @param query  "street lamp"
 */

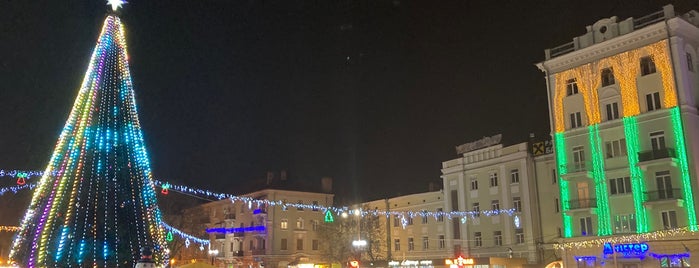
xmin=208 ymin=249 xmax=219 ymax=265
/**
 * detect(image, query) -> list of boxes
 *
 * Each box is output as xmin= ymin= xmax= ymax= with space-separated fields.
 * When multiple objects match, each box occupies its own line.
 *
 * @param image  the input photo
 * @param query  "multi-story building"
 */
xmin=537 ymin=5 xmax=699 ymax=267
xmin=441 ymin=136 xmax=559 ymax=267
xmin=180 ymin=178 xmax=334 ymax=268
xmin=362 ymin=190 xmax=451 ymax=267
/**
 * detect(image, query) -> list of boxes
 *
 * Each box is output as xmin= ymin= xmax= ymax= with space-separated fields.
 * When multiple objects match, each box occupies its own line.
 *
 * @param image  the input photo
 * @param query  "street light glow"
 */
xmin=352 ymin=240 xmax=367 ymax=247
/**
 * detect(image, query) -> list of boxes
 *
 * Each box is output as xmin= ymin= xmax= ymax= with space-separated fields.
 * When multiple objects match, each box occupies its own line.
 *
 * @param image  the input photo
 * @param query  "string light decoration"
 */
xmin=573 ymin=62 xmax=602 ymax=124
xmin=647 ymin=41 xmax=678 ymax=108
xmin=160 ymin=222 xmax=209 ymax=247
xmin=588 ymin=125 xmax=611 ymax=235
xmin=554 ymin=225 xmax=699 ymax=250
xmin=670 ymin=107 xmax=698 ymax=231
xmin=609 ymin=48 xmax=641 ymax=116
xmin=9 ymin=14 xmax=167 ymax=267
xmin=553 ymin=70 xmax=575 ymax=133
xmin=1 ymin=226 xmax=21 ymax=232
xmin=553 ymin=133 xmax=573 ymax=238
xmin=623 ymin=117 xmax=648 ymax=232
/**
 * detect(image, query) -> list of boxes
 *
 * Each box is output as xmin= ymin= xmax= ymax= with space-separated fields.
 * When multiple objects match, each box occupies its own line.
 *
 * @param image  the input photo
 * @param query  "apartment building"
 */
xmin=180 ymin=179 xmax=334 ymax=268
xmin=441 ymin=136 xmax=559 ymax=267
xmin=537 ymin=5 xmax=699 ymax=267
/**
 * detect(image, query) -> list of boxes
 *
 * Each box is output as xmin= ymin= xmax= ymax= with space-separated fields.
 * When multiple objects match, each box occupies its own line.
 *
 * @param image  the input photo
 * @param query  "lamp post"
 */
xmin=208 ymin=249 xmax=219 ymax=266
xmin=348 ymin=209 xmax=366 ymax=265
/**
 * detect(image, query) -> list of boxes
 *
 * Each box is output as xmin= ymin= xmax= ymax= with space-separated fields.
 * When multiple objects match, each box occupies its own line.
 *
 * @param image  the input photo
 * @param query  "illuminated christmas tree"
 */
xmin=9 ymin=7 xmax=167 ymax=267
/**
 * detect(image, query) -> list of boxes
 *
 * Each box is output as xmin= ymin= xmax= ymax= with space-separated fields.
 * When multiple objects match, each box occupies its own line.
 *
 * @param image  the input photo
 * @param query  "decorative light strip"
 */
xmin=623 ymin=117 xmax=648 ymax=233
xmin=554 ymin=225 xmax=699 ymax=250
xmin=670 ymin=107 xmax=698 ymax=231
xmin=573 ymin=62 xmax=602 ymax=124
xmin=588 ymin=125 xmax=611 ymax=235
xmin=554 ymin=133 xmax=573 ymax=238
xmin=0 ymin=180 xmax=515 ymax=220
xmin=160 ymin=222 xmax=209 ymax=246
xmin=206 ymin=226 xmax=266 ymax=234
xmin=648 ymin=41 xmax=678 ymax=108
xmin=1 ymin=226 xmax=21 ymax=232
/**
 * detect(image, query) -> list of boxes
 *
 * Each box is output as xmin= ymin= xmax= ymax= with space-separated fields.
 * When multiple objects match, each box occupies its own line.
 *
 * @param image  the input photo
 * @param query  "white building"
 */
xmin=181 ymin=186 xmax=334 ymax=268
xmin=537 ymin=5 xmax=699 ymax=268
xmin=441 ymin=136 xmax=560 ymax=267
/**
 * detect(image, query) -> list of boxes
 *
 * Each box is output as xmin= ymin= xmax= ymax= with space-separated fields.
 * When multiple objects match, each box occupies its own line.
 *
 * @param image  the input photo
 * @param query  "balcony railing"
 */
xmin=645 ymin=189 xmax=682 ymax=201
xmin=567 ymin=198 xmax=597 ymax=210
xmin=638 ymin=148 xmax=676 ymax=162
xmin=251 ymin=249 xmax=266 ymax=255
xmin=215 ymin=234 xmax=226 ymax=240
xmin=560 ymin=162 xmax=588 ymax=174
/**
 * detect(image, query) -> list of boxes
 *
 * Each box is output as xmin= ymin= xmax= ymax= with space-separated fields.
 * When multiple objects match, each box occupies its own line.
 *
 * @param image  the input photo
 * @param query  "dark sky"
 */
xmin=1 ymin=0 xmax=698 ymax=204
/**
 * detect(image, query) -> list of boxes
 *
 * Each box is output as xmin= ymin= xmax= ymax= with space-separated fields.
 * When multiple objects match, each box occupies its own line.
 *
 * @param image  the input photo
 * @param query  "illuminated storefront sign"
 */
xmin=388 ymin=260 xmax=435 ymax=267
xmin=603 ymin=242 xmax=649 ymax=256
xmin=445 ymin=256 xmax=474 ymax=267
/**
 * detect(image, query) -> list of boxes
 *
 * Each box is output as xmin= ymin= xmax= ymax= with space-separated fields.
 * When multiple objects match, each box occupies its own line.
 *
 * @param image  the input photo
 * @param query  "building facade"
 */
xmin=180 ymin=189 xmax=334 ymax=268
xmin=362 ymin=191 xmax=451 ymax=268
xmin=441 ymin=138 xmax=560 ymax=266
xmin=537 ymin=5 xmax=699 ymax=267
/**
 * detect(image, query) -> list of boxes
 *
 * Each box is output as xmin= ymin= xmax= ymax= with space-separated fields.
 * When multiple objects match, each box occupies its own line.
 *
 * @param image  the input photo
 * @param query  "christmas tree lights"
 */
xmin=9 ymin=14 xmax=167 ymax=267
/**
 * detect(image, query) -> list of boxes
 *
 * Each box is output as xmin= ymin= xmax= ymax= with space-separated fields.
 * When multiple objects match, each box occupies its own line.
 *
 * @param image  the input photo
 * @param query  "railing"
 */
xmin=560 ymin=162 xmax=588 ymax=174
xmin=215 ymin=233 xmax=226 ymax=240
xmin=224 ymin=213 xmax=236 ymax=220
xmin=251 ymin=249 xmax=266 ymax=255
xmin=567 ymin=199 xmax=597 ymax=210
xmin=549 ymin=41 xmax=576 ymax=59
xmin=638 ymin=148 xmax=676 ymax=162
xmin=645 ymin=189 xmax=682 ymax=201
xmin=633 ymin=10 xmax=666 ymax=29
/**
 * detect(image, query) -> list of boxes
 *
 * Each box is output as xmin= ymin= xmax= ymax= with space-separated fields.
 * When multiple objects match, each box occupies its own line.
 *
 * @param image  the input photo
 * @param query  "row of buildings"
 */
xmin=176 ymin=5 xmax=699 ymax=268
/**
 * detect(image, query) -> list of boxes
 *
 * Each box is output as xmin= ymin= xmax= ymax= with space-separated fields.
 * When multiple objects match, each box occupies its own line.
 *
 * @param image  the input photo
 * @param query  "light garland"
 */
xmin=554 ymin=226 xmax=699 ymax=250
xmin=0 ymin=226 xmax=21 ymax=232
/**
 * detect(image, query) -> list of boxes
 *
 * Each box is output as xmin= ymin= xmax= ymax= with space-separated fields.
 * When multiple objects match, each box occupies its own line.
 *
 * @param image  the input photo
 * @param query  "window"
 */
xmin=656 ymin=171 xmax=674 ymax=199
xmin=422 ymin=236 xmax=429 ymax=250
xmin=513 ymin=197 xmax=522 ymax=213
xmin=491 ymin=200 xmax=500 ymax=211
xmin=494 ymin=231 xmax=503 ymax=246
xmin=566 ymin=79 xmax=579 ymax=96
xmin=687 ymin=53 xmax=694 ymax=72
xmin=661 ymin=210 xmax=678 ymax=229
xmin=297 ymin=200 xmax=304 ymax=211
xmin=297 ymin=239 xmax=303 ymax=250
xmin=646 ymin=92 xmax=661 ymax=111
xmin=570 ymin=112 xmax=583 ymax=128
xmin=606 ymin=102 xmax=620 ymax=121
xmin=394 ymin=239 xmax=400 ymax=251
xmin=554 ymin=198 xmax=560 ymax=213
xmin=438 ymin=235 xmax=445 ymax=249
xmin=572 ymin=146 xmax=585 ymax=171
xmin=249 ymin=240 xmax=254 ymax=250
xmin=312 ymin=239 xmax=319 ymax=250
xmin=489 ymin=172 xmax=498 ymax=187
xmin=407 ymin=216 xmax=414 ymax=225
xmin=470 ymin=178 xmax=478 ymax=190
xmin=281 ymin=238 xmax=288 ymax=250
xmin=437 ymin=208 xmax=444 ymax=222
xmin=474 ymin=232 xmax=482 ymax=247
xmin=281 ymin=219 xmax=288 ymax=229
xmin=312 ymin=201 xmax=319 ymax=211
xmin=614 ymin=214 xmax=637 ymax=234
xmin=296 ymin=218 xmax=304 ymax=229
xmin=421 ymin=211 xmax=428 ymax=224
xmin=650 ymin=131 xmax=666 ymax=151
xmin=473 ymin=203 xmax=480 ymax=217
xmin=659 ymin=255 xmax=690 ymax=267
xmin=609 ymin=177 xmax=632 ymax=195
xmin=557 ymin=227 xmax=562 ymax=238
xmin=515 ymin=228 xmax=524 ymax=244
xmin=552 ymin=169 xmax=557 ymax=184
xmin=601 ymin=68 xmax=615 ymax=86
xmin=510 ymin=169 xmax=520 ymax=184
xmin=605 ymin=139 xmax=627 ymax=158
xmin=580 ymin=216 xmax=593 ymax=236
xmin=640 ymin=56 xmax=656 ymax=75
xmin=312 ymin=220 xmax=318 ymax=231
xmin=393 ymin=215 xmax=399 ymax=227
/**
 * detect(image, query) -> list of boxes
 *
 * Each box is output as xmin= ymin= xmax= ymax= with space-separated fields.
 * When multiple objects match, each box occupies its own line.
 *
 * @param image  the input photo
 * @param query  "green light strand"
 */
xmin=670 ymin=107 xmax=698 ymax=231
xmin=554 ymin=133 xmax=573 ymax=237
xmin=589 ymin=125 xmax=612 ymax=235
xmin=623 ymin=116 xmax=648 ymax=233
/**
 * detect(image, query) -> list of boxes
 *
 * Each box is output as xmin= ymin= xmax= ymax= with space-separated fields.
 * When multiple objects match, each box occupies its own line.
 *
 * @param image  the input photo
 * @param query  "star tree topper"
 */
xmin=107 ymin=0 xmax=126 ymax=11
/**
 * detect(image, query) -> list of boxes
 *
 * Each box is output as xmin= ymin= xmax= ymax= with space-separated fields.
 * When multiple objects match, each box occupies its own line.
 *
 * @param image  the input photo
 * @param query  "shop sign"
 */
xmin=603 ymin=242 xmax=649 ymax=256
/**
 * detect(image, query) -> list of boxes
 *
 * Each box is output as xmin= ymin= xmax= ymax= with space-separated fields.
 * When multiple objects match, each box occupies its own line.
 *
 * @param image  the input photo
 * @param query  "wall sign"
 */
xmin=603 ymin=242 xmax=649 ymax=256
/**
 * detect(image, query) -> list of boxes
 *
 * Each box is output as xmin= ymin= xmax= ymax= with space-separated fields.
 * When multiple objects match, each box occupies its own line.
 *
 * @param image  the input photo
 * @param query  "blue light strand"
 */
xmin=160 ymin=222 xmax=209 ymax=246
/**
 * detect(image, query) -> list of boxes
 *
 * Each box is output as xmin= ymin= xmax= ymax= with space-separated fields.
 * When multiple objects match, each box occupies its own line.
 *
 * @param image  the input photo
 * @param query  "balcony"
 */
xmin=567 ymin=198 xmax=597 ymax=210
xmin=251 ymin=249 xmax=266 ymax=255
xmin=233 ymin=250 xmax=244 ymax=257
xmin=215 ymin=233 xmax=226 ymax=240
xmin=638 ymin=148 xmax=676 ymax=162
xmin=644 ymin=189 xmax=684 ymax=209
xmin=638 ymin=148 xmax=677 ymax=170
xmin=560 ymin=162 xmax=591 ymax=180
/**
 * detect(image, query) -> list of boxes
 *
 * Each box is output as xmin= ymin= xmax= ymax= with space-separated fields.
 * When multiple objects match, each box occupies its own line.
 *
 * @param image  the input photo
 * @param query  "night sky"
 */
xmin=2 ymin=0 xmax=698 ymax=205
